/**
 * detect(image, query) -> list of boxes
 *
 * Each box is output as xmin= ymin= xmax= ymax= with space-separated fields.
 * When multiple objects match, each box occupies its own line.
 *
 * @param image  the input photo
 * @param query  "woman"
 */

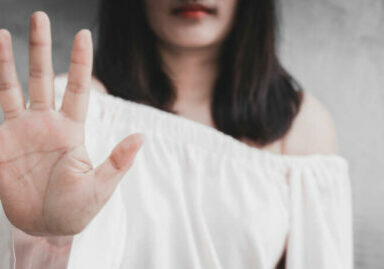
xmin=0 ymin=0 xmax=353 ymax=268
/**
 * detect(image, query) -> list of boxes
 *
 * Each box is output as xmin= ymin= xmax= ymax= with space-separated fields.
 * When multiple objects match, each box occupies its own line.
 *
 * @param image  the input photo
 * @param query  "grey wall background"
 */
xmin=279 ymin=1 xmax=384 ymax=268
xmin=0 ymin=0 xmax=383 ymax=268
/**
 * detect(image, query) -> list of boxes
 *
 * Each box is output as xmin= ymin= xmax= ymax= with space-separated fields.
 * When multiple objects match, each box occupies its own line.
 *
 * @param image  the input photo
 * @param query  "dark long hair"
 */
xmin=94 ymin=0 xmax=303 ymax=146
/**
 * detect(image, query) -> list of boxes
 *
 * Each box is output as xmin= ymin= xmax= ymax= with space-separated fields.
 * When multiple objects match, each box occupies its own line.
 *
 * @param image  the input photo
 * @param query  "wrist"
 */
xmin=43 ymin=235 xmax=73 ymax=250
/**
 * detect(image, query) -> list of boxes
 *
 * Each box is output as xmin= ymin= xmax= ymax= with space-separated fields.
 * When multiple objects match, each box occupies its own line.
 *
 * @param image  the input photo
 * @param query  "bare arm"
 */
xmin=282 ymin=92 xmax=338 ymax=155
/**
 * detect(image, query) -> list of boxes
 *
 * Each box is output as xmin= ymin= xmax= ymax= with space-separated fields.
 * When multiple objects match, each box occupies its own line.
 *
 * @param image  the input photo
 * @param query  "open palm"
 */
xmin=0 ymin=11 xmax=144 ymax=236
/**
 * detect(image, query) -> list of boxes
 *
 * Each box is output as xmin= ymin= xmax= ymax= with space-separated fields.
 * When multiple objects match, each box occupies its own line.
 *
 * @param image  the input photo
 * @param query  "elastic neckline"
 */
xmin=86 ymin=85 xmax=349 ymax=171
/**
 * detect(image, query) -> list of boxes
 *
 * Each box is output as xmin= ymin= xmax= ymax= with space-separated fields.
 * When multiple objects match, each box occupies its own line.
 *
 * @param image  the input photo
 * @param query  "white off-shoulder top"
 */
xmin=0 ymin=77 xmax=353 ymax=269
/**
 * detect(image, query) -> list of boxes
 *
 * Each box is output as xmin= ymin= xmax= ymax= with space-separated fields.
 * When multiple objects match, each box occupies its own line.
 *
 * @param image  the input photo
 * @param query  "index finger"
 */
xmin=60 ymin=29 xmax=93 ymax=123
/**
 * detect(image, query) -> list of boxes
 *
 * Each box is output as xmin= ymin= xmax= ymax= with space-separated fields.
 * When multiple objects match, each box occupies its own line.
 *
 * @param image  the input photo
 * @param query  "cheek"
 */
xmin=214 ymin=0 xmax=239 ymax=42
xmin=143 ymin=0 xmax=172 ymax=40
xmin=143 ymin=0 xmax=170 ymax=30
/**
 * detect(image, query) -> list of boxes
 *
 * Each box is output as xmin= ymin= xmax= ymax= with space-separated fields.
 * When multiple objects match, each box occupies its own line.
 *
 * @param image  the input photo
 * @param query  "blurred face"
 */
xmin=143 ymin=0 xmax=239 ymax=50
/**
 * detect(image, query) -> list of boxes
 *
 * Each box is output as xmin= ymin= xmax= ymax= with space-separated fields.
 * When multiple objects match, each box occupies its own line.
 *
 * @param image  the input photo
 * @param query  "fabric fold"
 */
xmin=0 ymin=76 xmax=353 ymax=269
xmin=283 ymin=157 xmax=353 ymax=269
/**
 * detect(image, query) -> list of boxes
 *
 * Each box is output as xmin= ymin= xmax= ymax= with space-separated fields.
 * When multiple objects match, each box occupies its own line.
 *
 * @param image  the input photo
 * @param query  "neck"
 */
xmin=157 ymin=42 xmax=221 ymax=108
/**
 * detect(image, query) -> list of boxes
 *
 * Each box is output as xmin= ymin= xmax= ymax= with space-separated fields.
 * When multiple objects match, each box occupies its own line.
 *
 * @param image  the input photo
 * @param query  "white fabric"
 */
xmin=0 ymin=76 xmax=353 ymax=268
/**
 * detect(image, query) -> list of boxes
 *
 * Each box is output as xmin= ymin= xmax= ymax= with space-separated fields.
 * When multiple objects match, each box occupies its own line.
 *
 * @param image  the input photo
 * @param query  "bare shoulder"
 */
xmin=55 ymin=73 xmax=108 ymax=94
xmin=282 ymin=91 xmax=338 ymax=155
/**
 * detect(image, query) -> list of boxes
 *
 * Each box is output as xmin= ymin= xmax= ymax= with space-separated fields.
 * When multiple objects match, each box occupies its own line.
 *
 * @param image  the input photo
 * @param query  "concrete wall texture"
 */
xmin=0 ymin=0 xmax=383 ymax=268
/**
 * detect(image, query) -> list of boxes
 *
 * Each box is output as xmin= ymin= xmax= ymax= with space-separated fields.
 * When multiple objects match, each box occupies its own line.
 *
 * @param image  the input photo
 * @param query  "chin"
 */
xmin=161 ymin=29 xmax=226 ymax=50
xmin=169 ymin=39 xmax=219 ymax=50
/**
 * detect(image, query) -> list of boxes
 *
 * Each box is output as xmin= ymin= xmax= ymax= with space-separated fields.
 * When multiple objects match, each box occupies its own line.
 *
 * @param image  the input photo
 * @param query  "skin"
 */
xmin=0 ymin=12 xmax=144 ymax=237
xmin=1 ymin=0 xmax=339 ymax=266
xmin=142 ymin=0 xmax=238 ymax=128
xmin=98 ymin=0 xmax=338 ymax=154
xmin=141 ymin=0 xmax=338 ymax=154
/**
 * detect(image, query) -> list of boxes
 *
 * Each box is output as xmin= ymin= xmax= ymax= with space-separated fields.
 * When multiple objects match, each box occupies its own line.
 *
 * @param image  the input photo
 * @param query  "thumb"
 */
xmin=93 ymin=133 xmax=144 ymax=203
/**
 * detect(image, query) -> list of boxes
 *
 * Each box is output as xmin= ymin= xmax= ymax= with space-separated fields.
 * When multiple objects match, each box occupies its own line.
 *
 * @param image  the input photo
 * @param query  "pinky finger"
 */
xmin=0 ymin=29 xmax=25 ymax=120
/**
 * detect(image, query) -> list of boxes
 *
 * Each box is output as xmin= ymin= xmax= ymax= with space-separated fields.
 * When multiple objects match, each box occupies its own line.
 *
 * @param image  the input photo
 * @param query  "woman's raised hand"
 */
xmin=0 ymin=11 xmax=144 ymax=236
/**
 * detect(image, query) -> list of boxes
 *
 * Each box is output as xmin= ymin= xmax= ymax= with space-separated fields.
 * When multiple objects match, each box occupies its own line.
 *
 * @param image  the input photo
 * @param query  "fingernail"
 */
xmin=79 ymin=29 xmax=91 ymax=39
xmin=84 ymin=29 xmax=92 ymax=38
xmin=0 ymin=29 xmax=10 ymax=41
xmin=0 ymin=29 xmax=11 ymax=56
xmin=76 ymin=29 xmax=92 ymax=49
xmin=31 ymin=11 xmax=49 ymax=30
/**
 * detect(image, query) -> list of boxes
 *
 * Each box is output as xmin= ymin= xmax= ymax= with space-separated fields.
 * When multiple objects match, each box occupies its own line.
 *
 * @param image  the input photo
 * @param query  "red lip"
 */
xmin=171 ymin=3 xmax=216 ymax=16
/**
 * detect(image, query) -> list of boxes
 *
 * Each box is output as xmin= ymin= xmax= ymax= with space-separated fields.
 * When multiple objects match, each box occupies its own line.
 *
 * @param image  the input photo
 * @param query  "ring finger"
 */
xmin=28 ymin=11 xmax=55 ymax=110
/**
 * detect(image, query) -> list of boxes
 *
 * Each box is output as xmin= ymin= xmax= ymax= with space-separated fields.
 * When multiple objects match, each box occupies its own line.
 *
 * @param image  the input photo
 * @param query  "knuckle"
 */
xmin=29 ymin=100 xmax=50 ymax=110
xmin=3 ymin=107 xmax=23 ymax=119
xmin=66 ymin=80 xmax=89 ymax=94
xmin=71 ymin=57 xmax=90 ymax=67
xmin=109 ymin=153 xmax=121 ymax=171
xmin=0 ymin=57 xmax=11 ymax=64
xmin=29 ymin=66 xmax=51 ymax=80
xmin=0 ymin=81 xmax=18 ymax=92
xmin=29 ymin=39 xmax=49 ymax=48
